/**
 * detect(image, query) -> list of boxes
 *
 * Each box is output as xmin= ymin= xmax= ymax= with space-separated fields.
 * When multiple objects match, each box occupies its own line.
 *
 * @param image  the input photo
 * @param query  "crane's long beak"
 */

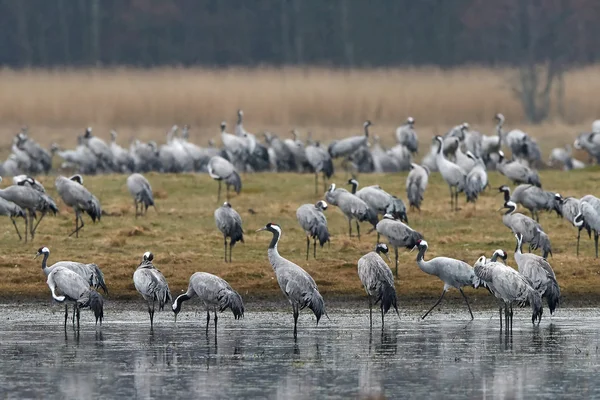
xmin=384 ymin=253 xmax=391 ymax=262
xmin=496 ymin=206 xmax=505 ymax=212
xmin=255 ymin=227 xmax=266 ymax=232
xmin=34 ymin=252 xmax=41 ymax=259
xmin=409 ymin=245 xmax=418 ymax=253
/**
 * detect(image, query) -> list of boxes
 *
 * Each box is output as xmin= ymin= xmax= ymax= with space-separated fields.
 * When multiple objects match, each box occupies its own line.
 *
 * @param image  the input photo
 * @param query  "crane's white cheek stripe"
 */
xmin=271 ymin=225 xmax=282 ymax=236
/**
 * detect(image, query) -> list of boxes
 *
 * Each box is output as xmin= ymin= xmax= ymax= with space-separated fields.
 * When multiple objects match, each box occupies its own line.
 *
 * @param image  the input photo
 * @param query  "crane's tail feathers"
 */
xmin=90 ymin=264 xmax=108 ymax=295
xmin=79 ymin=290 xmax=104 ymax=324
xmin=531 ymin=230 xmax=552 ymax=259
xmin=138 ymin=188 xmax=155 ymax=208
xmin=312 ymin=224 xmax=330 ymax=247
xmin=307 ymin=292 xmax=326 ymax=325
xmin=230 ymin=225 xmax=245 ymax=246
xmin=226 ymin=171 xmax=242 ymax=194
xmin=545 ymin=278 xmax=561 ymax=315
xmin=218 ymin=289 xmax=245 ymax=319
xmin=156 ymin=286 xmax=172 ymax=311
xmin=528 ymin=290 xmax=543 ymax=324
xmin=322 ymin=158 xmax=334 ymax=179
xmin=378 ymin=282 xmax=398 ymax=316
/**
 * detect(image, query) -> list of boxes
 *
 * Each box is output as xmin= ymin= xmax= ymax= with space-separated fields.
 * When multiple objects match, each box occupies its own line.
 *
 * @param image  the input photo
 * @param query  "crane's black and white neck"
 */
xmin=35 ymin=246 xmax=51 ymax=270
xmin=348 ymin=179 xmax=359 ymax=194
xmin=257 ymin=223 xmax=282 ymax=252
xmin=363 ymin=120 xmax=372 ymax=137
xmin=503 ymin=201 xmax=517 ymax=215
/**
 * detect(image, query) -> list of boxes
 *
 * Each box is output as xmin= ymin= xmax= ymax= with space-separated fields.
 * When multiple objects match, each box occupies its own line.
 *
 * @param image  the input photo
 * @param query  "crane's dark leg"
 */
xmin=72 ymin=304 xmax=76 ymax=325
xmin=595 ymin=231 xmax=599 ymax=258
xmin=293 ymin=304 xmax=299 ymax=339
xmin=10 ymin=217 xmax=22 ymax=240
xmin=454 ymin=189 xmax=459 ymax=212
xmin=217 ymin=181 xmax=222 ymax=202
xmin=577 ymin=228 xmax=581 ymax=257
xmin=422 ymin=289 xmax=447 ymax=319
xmin=499 ymin=305 xmax=503 ymax=331
xmin=224 ymin=236 xmax=228 ymax=262
xmin=509 ymin=304 xmax=514 ymax=330
xmin=23 ymin=213 xmax=28 ymax=243
xmin=148 ymin=302 xmax=155 ymax=328
xmin=395 ymin=247 xmax=399 ymax=277
xmin=134 ymin=200 xmax=139 ymax=218
xmin=368 ymin=296 xmax=373 ymax=329
xmin=214 ymin=311 xmax=218 ymax=335
xmin=313 ymin=237 xmax=317 ymax=259
xmin=348 ymin=219 xmax=352 ymax=237
xmin=459 ymin=288 xmax=474 ymax=320
xmin=76 ymin=306 xmax=80 ymax=330
xmin=64 ymin=304 xmax=68 ymax=328
xmin=381 ymin=304 xmax=385 ymax=328
xmin=206 ymin=310 xmax=210 ymax=333
xmin=356 ymin=221 xmax=361 ymax=240
xmin=31 ymin=212 xmax=46 ymax=237
xmin=69 ymin=211 xmax=82 ymax=237
xmin=229 ymin=242 xmax=233 ymax=263
xmin=449 ymin=186 xmax=454 ymax=211
xmin=306 ymin=236 xmax=310 ymax=260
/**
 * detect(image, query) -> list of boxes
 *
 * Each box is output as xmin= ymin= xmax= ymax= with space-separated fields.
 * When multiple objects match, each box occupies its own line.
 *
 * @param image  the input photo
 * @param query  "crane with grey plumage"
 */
xmin=256 ymin=223 xmax=327 ymax=338
xmin=305 ymin=141 xmax=334 ymax=194
xmin=514 ymin=233 xmax=560 ymax=315
xmin=13 ymin=175 xmax=46 ymax=192
xmin=15 ymin=176 xmax=59 ymax=238
xmin=220 ymin=121 xmax=249 ymax=171
xmin=406 ymin=163 xmax=429 ymax=211
xmin=296 ymin=200 xmax=330 ymax=260
xmin=497 ymin=151 xmax=541 ymax=187
xmin=500 ymin=185 xmax=561 ymax=222
xmin=55 ymin=174 xmax=101 ymax=238
xmin=208 ymin=155 xmax=242 ymax=202
xmin=575 ymin=196 xmax=600 ymax=258
xmin=36 ymin=246 xmax=107 ymax=326
xmin=490 ymin=249 xmax=508 ymax=264
xmin=0 ymin=176 xmax=56 ymax=242
xmin=127 ymin=173 xmax=156 ymax=217
xmin=46 ymin=265 xmax=104 ymax=328
xmin=325 ymin=183 xmax=378 ymax=240
xmin=328 ymin=120 xmax=371 ymax=172
xmin=214 ymin=202 xmax=244 ymax=262
xmin=133 ymin=251 xmax=172 ymax=328
xmin=395 ymin=117 xmax=418 ymax=154
xmin=348 ymin=179 xmax=408 ymax=223
xmin=499 ymin=200 xmax=552 ymax=258
xmin=357 ymin=243 xmax=399 ymax=328
xmin=434 ymin=135 xmax=466 ymax=211
xmin=0 ymin=194 xmax=25 ymax=240
xmin=560 ymin=196 xmax=590 ymax=256
xmin=412 ymin=239 xmax=482 ymax=320
xmin=172 ymin=272 xmax=244 ymax=333
xmin=375 ymin=214 xmax=423 ymax=276
xmin=473 ymin=255 xmax=543 ymax=330
xmin=464 ymin=153 xmax=488 ymax=204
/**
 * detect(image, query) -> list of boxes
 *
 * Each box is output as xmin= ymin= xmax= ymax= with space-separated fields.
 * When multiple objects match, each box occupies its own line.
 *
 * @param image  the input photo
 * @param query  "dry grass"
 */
xmin=0 ymin=66 xmax=600 ymax=134
xmin=1 ymin=169 xmax=599 ymax=306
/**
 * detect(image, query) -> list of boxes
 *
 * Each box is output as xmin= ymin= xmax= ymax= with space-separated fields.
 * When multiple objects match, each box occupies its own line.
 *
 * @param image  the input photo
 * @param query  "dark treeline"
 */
xmin=0 ymin=0 xmax=599 ymax=68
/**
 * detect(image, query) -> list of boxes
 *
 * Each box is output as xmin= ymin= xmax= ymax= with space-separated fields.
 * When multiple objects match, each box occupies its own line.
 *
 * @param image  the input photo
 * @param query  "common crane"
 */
xmin=434 ymin=135 xmax=466 ymax=211
xmin=133 ymin=251 xmax=172 ymax=328
xmin=328 ymin=120 xmax=371 ymax=172
xmin=375 ymin=214 xmax=423 ymax=276
xmin=46 ymin=266 xmax=104 ymax=328
xmin=325 ymin=183 xmax=378 ymax=240
xmin=575 ymin=197 xmax=600 ymax=258
xmin=220 ymin=122 xmax=249 ymax=171
xmin=357 ymin=243 xmax=399 ymax=328
xmin=256 ymin=223 xmax=327 ymax=338
xmin=497 ymin=151 xmax=541 ymax=188
xmin=406 ymin=163 xmax=429 ymax=211
xmin=0 ymin=195 xmax=25 ymax=240
xmin=36 ymin=246 xmax=108 ymax=295
xmin=412 ymin=239 xmax=482 ymax=320
xmin=395 ymin=117 xmax=418 ymax=154
xmin=560 ymin=196 xmax=590 ymax=256
xmin=214 ymin=202 xmax=244 ymax=263
xmin=55 ymin=175 xmax=101 ymax=238
xmin=490 ymin=249 xmax=508 ymax=264
xmin=172 ymin=272 xmax=244 ymax=333
xmin=296 ymin=200 xmax=330 ymax=260
xmin=499 ymin=200 xmax=552 ymax=258
xmin=514 ymin=233 xmax=560 ymax=315
xmin=13 ymin=175 xmax=45 ymax=192
xmin=127 ymin=173 xmax=156 ymax=217
xmin=464 ymin=153 xmax=488 ymax=204
xmin=481 ymin=113 xmax=504 ymax=165
xmin=208 ymin=156 xmax=242 ymax=202
xmin=499 ymin=185 xmax=561 ymax=222
xmin=348 ymin=179 xmax=407 ymax=223
xmin=473 ymin=255 xmax=543 ymax=330
xmin=305 ymin=141 xmax=334 ymax=194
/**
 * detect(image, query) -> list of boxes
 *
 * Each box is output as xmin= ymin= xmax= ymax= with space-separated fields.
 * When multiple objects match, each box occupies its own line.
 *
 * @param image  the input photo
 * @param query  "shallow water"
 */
xmin=1 ymin=303 xmax=600 ymax=399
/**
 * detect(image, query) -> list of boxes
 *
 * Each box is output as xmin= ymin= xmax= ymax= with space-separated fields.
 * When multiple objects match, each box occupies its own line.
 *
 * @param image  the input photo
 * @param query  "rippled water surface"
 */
xmin=1 ymin=303 xmax=600 ymax=399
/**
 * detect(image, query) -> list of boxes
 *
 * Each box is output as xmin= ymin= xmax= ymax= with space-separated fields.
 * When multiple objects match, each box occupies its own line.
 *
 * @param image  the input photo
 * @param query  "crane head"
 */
xmin=410 ymin=239 xmax=428 ymax=252
xmin=315 ymin=200 xmax=328 ymax=210
xmin=256 ymin=222 xmax=282 ymax=235
xmin=220 ymin=121 xmax=227 ymax=131
xmin=407 ymin=117 xmax=415 ymax=126
xmin=474 ymin=255 xmax=487 ymax=267
xmin=492 ymin=249 xmax=507 ymax=262
xmin=142 ymin=251 xmax=154 ymax=262
xmin=34 ymin=247 xmax=50 ymax=259
xmin=223 ymin=202 xmax=231 ymax=208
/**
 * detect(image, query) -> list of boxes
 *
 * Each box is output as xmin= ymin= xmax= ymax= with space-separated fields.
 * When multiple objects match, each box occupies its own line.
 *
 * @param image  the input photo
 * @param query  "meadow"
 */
xmin=0 ymin=66 xmax=599 ymax=306
xmin=0 ymin=169 xmax=598 ymax=306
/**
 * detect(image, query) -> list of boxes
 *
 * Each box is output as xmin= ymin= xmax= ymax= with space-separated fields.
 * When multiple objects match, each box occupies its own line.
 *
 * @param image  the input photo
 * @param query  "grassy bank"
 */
xmin=0 ymin=169 xmax=598 ymax=305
